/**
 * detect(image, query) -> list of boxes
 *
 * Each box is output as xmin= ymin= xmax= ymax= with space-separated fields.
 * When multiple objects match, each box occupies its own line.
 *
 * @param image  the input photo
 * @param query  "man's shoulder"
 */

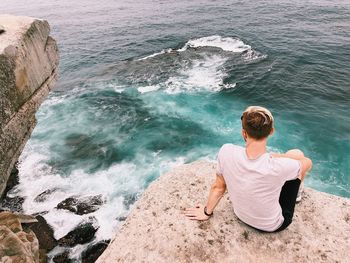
xmin=219 ymin=143 xmax=243 ymax=155
xmin=220 ymin=143 xmax=237 ymax=150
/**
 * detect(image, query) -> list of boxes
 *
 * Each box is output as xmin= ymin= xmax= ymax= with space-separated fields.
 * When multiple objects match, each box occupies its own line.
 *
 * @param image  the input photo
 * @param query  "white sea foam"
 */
xmin=222 ymin=83 xmax=237 ymax=89
xmin=137 ymin=85 xmax=161 ymax=93
xmin=178 ymin=35 xmax=251 ymax=53
xmin=16 ymin=142 xmax=190 ymax=247
xmin=138 ymin=48 xmax=173 ymax=60
xmin=242 ymin=49 xmax=267 ymax=62
xmin=138 ymin=54 xmax=233 ymax=94
xmin=136 ymin=36 xmax=262 ymax=94
xmin=137 ymin=35 xmax=251 ymax=61
xmin=105 ymin=83 xmax=125 ymax=93
xmin=16 ymin=148 xmax=141 ymax=239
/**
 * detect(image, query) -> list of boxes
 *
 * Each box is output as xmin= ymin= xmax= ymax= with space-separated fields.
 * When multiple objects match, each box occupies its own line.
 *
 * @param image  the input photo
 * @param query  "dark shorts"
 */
xmin=273 ymin=178 xmax=301 ymax=232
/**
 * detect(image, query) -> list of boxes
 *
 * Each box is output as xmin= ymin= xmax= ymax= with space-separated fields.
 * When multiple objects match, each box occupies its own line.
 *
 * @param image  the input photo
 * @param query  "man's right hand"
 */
xmin=184 ymin=204 xmax=210 ymax=221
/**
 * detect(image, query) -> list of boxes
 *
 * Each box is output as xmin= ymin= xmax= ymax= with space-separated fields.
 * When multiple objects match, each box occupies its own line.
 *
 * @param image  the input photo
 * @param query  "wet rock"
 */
xmin=29 ymin=215 xmax=57 ymax=252
xmin=0 ymin=196 xmax=24 ymax=213
xmin=1 ymin=165 xmax=19 ymax=200
xmin=82 ymin=240 xmax=110 ymax=263
xmin=58 ymin=222 xmax=97 ymax=247
xmin=34 ymin=188 xmax=59 ymax=202
xmin=116 ymin=216 xmax=127 ymax=221
xmin=0 ymin=24 xmax=5 ymax=34
xmin=53 ymin=251 xmax=72 ymax=263
xmin=0 ymin=165 xmax=23 ymax=213
xmin=56 ymin=195 xmax=105 ymax=215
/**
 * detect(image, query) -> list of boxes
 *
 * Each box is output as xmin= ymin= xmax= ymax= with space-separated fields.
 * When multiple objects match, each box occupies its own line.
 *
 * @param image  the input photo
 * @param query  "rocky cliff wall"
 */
xmin=97 ymin=161 xmax=350 ymax=263
xmin=0 ymin=15 xmax=59 ymax=197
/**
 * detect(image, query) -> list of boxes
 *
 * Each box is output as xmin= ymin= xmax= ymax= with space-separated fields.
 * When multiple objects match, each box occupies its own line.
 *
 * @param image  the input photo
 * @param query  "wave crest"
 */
xmin=178 ymin=35 xmax=251 ymax=53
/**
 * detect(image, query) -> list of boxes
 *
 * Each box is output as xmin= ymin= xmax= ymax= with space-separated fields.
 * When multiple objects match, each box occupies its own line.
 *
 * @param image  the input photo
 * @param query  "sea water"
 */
xmin=2 ymin=0 xmax=350 ymax=260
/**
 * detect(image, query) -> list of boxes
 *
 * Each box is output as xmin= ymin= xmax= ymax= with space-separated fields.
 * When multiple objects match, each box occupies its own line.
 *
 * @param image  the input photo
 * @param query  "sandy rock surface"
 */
xmin=97 ymin=161 xmax=350 ymax=263
xmin=0 ymin=15 xmax=59 ymax=196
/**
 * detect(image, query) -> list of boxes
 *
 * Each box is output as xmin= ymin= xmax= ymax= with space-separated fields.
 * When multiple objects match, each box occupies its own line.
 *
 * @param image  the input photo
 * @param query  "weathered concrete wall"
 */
xmin=0 ymin=15 xmax=59 ymax=197
xmin=97 ymin=161 xmax=350 ymax=263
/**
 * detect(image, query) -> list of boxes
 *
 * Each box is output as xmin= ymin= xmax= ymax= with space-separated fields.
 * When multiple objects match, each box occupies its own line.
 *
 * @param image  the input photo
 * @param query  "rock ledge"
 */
xmin=97 ymin=161 xmax=350 ymax=263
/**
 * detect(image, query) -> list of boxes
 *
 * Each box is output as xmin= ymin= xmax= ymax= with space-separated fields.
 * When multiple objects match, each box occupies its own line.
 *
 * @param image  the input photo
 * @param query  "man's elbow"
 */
xmin=211 ymin=184 xmax=226 ymax=196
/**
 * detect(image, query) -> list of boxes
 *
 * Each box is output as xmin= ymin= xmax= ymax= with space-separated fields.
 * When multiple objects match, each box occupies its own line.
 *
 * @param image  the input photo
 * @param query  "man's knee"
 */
xmin=286 ymin=149 xmax=304 ymax=159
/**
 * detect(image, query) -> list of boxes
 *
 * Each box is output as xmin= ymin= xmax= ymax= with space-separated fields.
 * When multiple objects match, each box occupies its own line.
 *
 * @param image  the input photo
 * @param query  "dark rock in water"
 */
xmin=58 ymin=222 xmax=97 ymax=247
xmin=56 ymin=195 xmax=105 ymax=215
xmin=29 ymin=215 xmax=57 ymax=252
xmin=53 ymin=251 xmax=72 ymax=263
xmin=0 ymin=165 xmax=23 ymax=212
xmin=34 ymin=188 xmax=59 ymax=202
xmin=116 ymin=216 xmax=127 ymax=221
xmin=0 ymin=196 xmax=24 ymax=213
xmin=82 ymin=240 xmax=110 ymax=263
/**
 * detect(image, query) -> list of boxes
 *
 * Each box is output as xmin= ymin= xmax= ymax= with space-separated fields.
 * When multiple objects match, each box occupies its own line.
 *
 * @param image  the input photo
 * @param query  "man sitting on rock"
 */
xmin=185 ymin=106 xmax=313 ymax=232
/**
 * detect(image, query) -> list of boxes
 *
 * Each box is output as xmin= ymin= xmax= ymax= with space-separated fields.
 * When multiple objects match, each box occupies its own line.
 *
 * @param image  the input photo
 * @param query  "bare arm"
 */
xmin=185 ymin=174 xmax=226 ymax=221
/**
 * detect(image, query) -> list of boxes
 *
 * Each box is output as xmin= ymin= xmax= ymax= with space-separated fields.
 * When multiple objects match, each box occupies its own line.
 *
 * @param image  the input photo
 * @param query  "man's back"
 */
xmin=185 ymin=106 xmax=312 ymax=232
xmin=217 ymin=144 xmax=300 ymax=232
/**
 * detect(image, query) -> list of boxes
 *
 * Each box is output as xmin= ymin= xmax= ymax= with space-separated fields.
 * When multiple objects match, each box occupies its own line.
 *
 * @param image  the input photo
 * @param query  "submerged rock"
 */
xmin=97 ymin=161 xmax=350 ymax=263
xmin=58 ymin=222 xmax=97 ymax=247
xmin=56 ymin=195 xmax=105 ymax=215
xmin=82 ymin=240 xmax=110 ymax=263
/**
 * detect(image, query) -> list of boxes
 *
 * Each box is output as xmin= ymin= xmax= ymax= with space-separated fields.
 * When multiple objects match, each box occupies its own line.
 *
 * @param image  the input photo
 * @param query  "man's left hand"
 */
xmin=184 ymin=204 xmax=210 ymax=221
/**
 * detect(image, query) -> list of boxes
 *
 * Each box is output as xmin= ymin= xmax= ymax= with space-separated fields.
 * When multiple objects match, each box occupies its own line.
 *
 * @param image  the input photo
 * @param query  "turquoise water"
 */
xmin=2 ymin=0 xmax=350 ymax=258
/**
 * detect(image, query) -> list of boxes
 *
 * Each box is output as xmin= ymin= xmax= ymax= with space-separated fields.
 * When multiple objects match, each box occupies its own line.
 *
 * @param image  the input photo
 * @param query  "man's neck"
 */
xmin=245 ymin=138 xmax=267 ymax=159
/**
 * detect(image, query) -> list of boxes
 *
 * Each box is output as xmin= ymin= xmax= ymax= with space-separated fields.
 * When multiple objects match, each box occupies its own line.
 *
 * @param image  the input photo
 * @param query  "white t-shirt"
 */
xmin=217 ymin=144 xmax=300 ymax=232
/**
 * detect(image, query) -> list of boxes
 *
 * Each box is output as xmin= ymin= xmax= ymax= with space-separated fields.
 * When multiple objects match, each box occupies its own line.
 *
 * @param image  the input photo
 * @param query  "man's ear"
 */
xmin=242 ymin=129 xmax=247 ymax=142
xmin=270 ymin=127 xmax=275 ymax=136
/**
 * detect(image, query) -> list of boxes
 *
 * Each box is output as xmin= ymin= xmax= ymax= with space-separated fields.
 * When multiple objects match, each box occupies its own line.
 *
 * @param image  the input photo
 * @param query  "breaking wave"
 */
xmin=177 ymin=35 xmax=251 ymax=52
xmin=135 ymin=36 xmax=265 ymax=94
